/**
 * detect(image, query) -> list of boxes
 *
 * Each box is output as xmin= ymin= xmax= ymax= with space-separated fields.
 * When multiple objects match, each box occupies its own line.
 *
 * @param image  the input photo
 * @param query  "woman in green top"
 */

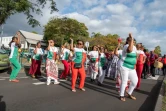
xmin=8 ymin=32 xmax=21 ymax=83
xmin=119 ymin=33 xmax=138 ymax=101
xmin=29 ymin=42 xmax=43 ymax=78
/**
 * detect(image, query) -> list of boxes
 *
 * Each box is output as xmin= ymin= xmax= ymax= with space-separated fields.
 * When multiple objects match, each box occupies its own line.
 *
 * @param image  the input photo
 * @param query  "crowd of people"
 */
xmin=8 ymin=32 xmax=166 ymax=101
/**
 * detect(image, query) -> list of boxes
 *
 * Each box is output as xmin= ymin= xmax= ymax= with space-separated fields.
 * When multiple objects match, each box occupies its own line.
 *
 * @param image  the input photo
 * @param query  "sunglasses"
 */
xmin=77 ymin=42 xmax=83 ymax=45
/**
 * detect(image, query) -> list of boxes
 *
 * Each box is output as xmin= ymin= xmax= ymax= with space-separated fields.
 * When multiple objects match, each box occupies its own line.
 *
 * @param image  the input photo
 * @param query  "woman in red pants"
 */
xmin=70 ymin=38 xmax=86 ymax=92
xmin=60 ymin=44 xmax=70 ymax=79
xmin=136 ymin=43 xmax=146 ymax=89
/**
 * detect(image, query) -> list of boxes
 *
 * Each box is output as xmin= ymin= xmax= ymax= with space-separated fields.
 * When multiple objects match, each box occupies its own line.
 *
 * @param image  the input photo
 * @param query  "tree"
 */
xmin=43 ymin=17 xmax=89 ymax=46
xmin=154 ymin=46 xmax=161 ymax=55
xmin=0 ymin=0 xmax=58 ymax=27
xmin=31 ymin=31 xmax=38 ymax=34
xmin=88 ymin=33 xmax=120 ymax=51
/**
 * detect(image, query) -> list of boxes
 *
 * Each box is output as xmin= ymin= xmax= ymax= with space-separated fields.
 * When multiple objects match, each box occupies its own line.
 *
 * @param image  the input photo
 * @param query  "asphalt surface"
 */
xmin=0 ymin=66 xmax=164 ymax=111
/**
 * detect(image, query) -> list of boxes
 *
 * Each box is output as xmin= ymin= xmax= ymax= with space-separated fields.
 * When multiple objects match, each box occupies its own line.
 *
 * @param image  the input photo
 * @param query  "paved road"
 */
xmin=0 ymin=67 xmax=164 ymax=111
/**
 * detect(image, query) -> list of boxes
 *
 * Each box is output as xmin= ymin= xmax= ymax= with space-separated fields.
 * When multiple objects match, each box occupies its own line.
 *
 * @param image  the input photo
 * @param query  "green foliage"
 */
xmin=89 ymin=33 xmax=120 ymax=51
xmin=43 ymin=17 xmax=89 ymax=47
xmin=154 ymin=46 xmax=161 ymax=55
xmin=0 ymin=0 xmax=58 ymax=27
xmin=31 ymin=31 xmax=38 ymax=34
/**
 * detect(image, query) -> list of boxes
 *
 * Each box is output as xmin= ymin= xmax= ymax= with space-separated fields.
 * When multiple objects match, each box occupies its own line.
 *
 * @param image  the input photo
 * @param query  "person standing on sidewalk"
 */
xmin=119 ymin=33 xmax=138 ymax=101
xmin=98 ymin=46 xmax=107 ymax=86
xmin=150 ymin=51 xmax=158 ymax=77
xmin=60 ymin=44 xmax=70 ymax=80
xmin=162 ymin=55 xmax=166 ymax=75
xmin=136 ymin=43 xmax=146 ymax=89
xmin=88 ymin=45 xmax=99 ymax=82
xmin=70 ymin=38 xmax=86 ymax=92
xmin=46 ymin=40 xmax=60 ymax=85
xmin=8 ymin=32 xmax=21 ymax=83
xmin=29 ymin=42 xmax=43 ymax=78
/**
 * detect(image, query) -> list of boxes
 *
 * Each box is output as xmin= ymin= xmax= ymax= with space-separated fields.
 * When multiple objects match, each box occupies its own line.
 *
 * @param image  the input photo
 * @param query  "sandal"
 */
xmin=120 ymin=96 xmax=126 ymax=102
xmin=126 ymin=93 xmax=136 ymax=100
xmin=9 ymin=79 xmax=19 ymax=83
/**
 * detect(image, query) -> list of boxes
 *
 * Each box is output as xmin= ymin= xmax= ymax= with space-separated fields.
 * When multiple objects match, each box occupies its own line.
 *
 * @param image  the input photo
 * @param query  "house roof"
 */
xmin=19 ymin=30 xmax=43 ymax=41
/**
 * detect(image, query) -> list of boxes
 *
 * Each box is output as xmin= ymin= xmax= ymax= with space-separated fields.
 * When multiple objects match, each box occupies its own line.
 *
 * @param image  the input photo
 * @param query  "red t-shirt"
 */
xmin=162 ymin=58 xmax=166 ymax=64
xmin=145 ymin=53 xmax=150 ymax=66
xmin=150 ymin=54 xmax=158 ymax=65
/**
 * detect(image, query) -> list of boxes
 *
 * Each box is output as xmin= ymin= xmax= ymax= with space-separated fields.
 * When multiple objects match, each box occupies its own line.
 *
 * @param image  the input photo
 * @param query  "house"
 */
xmin=14 ymin=30 xmax=46 ymax=49
xmin=0 ymin=36 xmax=13 ymax=48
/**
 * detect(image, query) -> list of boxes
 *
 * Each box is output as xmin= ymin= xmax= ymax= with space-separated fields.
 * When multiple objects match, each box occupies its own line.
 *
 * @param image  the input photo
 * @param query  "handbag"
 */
xmin=74 ymin=63 xmax=82 ymax=68
xmin=102 ymin=66 xmax=107 ymax=70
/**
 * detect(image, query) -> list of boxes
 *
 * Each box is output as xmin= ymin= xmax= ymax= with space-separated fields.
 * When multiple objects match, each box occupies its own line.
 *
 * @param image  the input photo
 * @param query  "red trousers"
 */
xmin=29 ymin=59 xmax=41 ymax=76
xmin=136 ymin=64 xmax=144 ymax=89
xmin=71 ymin=62 xmax=86 ymax=90
xmin=60 ymin=60 xmax=70 ymax=78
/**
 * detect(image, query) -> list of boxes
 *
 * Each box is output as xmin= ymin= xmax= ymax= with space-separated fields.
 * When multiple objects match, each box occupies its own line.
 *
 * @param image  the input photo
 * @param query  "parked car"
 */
xmin=0 ymin=49 xmax=10 ymax=70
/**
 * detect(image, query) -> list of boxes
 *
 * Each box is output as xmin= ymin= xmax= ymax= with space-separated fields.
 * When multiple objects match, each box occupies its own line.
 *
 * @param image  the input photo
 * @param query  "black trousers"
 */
xmin=162 ymin=64 xmax=166 ymax=75
xmin=150 ymin=64 xmax=155 ymax=77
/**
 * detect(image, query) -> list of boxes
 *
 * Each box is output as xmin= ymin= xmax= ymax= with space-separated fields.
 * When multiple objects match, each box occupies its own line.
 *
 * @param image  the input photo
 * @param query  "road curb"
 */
xmin=154 ymin=76 xmax=166 ymax=111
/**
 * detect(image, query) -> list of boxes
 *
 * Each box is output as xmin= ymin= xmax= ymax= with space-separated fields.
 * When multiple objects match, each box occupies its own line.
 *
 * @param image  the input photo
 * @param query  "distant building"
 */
xmin=13 ymin=30 xmax=46 ymax=49
xmin=0 ymin=36 xmax=13 ymax=48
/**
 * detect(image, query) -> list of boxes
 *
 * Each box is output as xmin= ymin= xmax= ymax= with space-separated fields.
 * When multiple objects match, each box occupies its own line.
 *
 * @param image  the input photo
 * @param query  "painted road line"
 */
xmin=33 ymin=82 xmax=46 ymax=85
xmin=147 ymin=75 xmax=159 ymax=80
xmin=0 ymin=77 xmax=9 ymax=79
xmin=59 ymin=79 xmax=67 ymax=82
xmin=19 ymin=77 xmax=29 ymax=79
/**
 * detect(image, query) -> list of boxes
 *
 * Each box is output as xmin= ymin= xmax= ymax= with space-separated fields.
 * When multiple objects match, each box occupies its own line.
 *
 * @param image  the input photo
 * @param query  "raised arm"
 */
xmin=127 ymin=33 xmax=134 ymax=53
xmin=47 ymin=40 xmax=51 ymax=51
xmin=16 ymin=32 xmax=20 ymax=45
xmin=114 ymin=42 xmax=120 ymax=56
xmin=70 ymin=38 xmax=74 ymax=51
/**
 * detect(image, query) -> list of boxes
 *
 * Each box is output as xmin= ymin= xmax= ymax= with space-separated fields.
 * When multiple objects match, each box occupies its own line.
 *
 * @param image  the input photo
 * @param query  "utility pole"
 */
xmin=0 ymin=25 xmax=4 ymax=47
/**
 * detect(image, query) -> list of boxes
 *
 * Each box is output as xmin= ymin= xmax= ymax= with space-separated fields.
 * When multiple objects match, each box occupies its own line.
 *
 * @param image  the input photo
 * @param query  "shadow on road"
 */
xmin=138 ymin=79 xmax=163 ymax=111
xmin=0 ymin=96 xmax=6 ymax=111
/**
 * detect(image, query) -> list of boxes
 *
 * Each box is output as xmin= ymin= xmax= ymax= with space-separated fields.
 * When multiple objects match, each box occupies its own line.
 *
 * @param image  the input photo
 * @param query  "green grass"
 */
xmin=162 ymin=80 xmax=166 ymax=111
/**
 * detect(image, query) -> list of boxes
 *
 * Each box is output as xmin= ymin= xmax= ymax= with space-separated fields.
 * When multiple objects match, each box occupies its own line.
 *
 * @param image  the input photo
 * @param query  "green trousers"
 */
xmin=9 ymin=58 xmax=21 ymax=80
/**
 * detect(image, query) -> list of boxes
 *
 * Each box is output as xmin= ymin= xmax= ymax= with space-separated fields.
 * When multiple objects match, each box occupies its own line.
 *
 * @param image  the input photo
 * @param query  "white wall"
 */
xmin=0 ymin=36 xmax=13 ymax=48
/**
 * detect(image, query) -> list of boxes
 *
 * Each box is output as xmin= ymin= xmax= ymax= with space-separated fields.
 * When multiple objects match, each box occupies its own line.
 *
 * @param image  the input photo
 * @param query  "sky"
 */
xmin=1 ymin=0 xmax=166 ymax=54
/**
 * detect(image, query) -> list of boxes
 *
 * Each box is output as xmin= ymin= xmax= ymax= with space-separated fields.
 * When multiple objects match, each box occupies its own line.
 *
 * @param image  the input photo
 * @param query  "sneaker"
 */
xmin=80 ymin=88 xmax=86 ymax=91
xmin=54 ymin=81 xmax=60 ymax=85
xmin=72 ymin=89 xmax=76 ymax=92
xmin=47 ymin=82 xmax=50 ymax=85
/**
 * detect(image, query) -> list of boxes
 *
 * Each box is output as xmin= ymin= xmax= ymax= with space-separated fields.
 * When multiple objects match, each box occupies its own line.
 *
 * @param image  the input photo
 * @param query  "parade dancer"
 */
xmin=98 ymin=46 xmax=107 ymax=86
xmin=46 ymin=40 xmax=60 ymax=85
xmin=136 ymin=43 xmax=146 ymax=89
xmin=119 ymin=33 xmax=138 ymax=101
xmin=29 ymin=42 xmax=43 ymax=78
xmin=60 ymin=44 xmax=70 ymax=79
xmin=70 ymin=38 xmax=86 ymax=92
xmin=88 ymin=45 xmax=99 ymax=82
xmin=8 ymin=32 xmax=21 ymax=82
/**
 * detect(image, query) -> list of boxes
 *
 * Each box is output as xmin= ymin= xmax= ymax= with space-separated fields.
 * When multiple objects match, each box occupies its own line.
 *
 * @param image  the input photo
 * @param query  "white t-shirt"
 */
xmin=137 ymin=50 xmax=146 ymax=57
xmin=33 ymin=48 xmax=43 ymax=60
xmin=9 ymin=42 xmax=18 ymax=58
xmin=47 ymin=46 xmax=58 ymax=60
xmin=61 ymin=48 xmax=70 ymax=60
xmin=72 ymin=48 xmax=86 ymax=63
xmin=88 ymin=51 xmax=99 ymax=59
xmin=120 ymin=44 xmax=137 ymax=69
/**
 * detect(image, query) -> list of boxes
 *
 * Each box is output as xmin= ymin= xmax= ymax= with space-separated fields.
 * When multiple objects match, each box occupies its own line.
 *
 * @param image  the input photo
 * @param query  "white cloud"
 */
xmin=106 ymin=3 xmax=129 ymax=14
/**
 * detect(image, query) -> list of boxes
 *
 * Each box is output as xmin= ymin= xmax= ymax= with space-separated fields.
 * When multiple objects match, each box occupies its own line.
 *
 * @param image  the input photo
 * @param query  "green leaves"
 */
xmin=154 ymin=46 xmax=161 ymax=55
xmin=0 ymin=0 xmax=58 ymax=27
xmin=43 ymin=17 xmax=89 ymax=47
